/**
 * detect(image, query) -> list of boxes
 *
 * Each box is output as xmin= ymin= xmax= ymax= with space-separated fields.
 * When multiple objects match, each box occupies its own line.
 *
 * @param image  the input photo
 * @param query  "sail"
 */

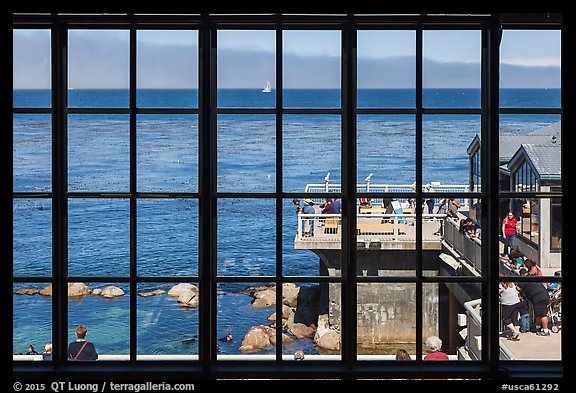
xmin=262 ymin=81 xmax=272 ymax=93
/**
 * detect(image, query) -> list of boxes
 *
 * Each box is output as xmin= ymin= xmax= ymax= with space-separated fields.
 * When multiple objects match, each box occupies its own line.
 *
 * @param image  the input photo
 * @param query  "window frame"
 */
xmin=10 ymin=12 xmax=565 ymax=381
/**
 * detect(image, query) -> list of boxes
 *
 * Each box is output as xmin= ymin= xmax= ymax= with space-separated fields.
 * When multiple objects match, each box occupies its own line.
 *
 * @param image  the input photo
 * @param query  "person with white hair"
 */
xmin=423 ymin=335 xmax=449 ymax=360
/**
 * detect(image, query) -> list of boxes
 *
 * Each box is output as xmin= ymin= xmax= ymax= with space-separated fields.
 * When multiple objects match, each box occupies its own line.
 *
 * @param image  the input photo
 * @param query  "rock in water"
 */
xmin=177 ymin=289 xmax=199 ymax=308
xmin=39 ymin=283 xmax=91 ymax=297
xmin=14 ymin=288 xmax=40 ymax=295
xmin=239 ymin=326 xmax=275 ymax=352
xmin=168 ymin=283 xmax=199 ymax=298
xmin=91 ymin=288 xmax=103 ymax=296
xmin=288 ymin=323 xmax=316 ymax=339
xmin=100 ymin=286 xmax=125 ymax=298
xmin=138 ymin=289 xmax=166 ymax=297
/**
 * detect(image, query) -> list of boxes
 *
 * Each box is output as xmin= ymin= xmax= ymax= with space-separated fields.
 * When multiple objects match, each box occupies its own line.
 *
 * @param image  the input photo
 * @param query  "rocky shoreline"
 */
xmin=14 ymin=282 xmax=340 ymax=353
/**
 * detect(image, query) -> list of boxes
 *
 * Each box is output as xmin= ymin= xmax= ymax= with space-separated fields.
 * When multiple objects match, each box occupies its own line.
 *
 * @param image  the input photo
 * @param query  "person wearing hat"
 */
xmin=293 ymin=198 xmax=315 ymax=237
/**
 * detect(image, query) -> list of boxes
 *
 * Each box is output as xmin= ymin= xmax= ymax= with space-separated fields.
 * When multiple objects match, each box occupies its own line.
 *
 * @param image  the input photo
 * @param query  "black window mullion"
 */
xmin=415 ymin=25 xmax=423 ymax=363
xmin=129 ymin=25 xmax=137 ymax=363
xmin=52 ymin=22 xmax=69 ymax=366
xmin=341 ymin=19 xmax=357 ymax=371
xmin=274 ymin=21 xmax=283 ymax=362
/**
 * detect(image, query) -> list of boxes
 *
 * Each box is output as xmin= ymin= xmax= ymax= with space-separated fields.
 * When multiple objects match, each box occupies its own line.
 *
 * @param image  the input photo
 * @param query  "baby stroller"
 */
xmin=547 ymin=285 xmax=562 ymax=333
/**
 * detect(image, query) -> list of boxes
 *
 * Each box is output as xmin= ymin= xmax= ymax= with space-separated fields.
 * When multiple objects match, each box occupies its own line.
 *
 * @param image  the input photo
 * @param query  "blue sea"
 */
xmin=13 ymin=88 xmax=561 ymax=356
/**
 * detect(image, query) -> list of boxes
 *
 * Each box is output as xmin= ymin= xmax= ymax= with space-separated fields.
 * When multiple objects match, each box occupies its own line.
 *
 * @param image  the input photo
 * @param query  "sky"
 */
xmin=13 ymin=29 xmax=561 ymax=89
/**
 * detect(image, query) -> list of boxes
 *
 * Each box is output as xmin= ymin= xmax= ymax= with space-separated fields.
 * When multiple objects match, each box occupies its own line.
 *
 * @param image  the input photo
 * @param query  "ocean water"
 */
xmin=13 ymin=88 xmax=561 ymax=355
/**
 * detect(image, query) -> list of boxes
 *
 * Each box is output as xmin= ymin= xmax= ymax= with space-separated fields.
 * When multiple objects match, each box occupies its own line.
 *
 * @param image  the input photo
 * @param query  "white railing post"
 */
xmin=324 ymin=172 xmax=330 ymax=193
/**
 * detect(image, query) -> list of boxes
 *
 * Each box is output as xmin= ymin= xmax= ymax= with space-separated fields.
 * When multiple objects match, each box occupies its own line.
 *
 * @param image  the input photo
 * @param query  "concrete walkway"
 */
xmin=499 ymin=330 xmax=561 ymax=360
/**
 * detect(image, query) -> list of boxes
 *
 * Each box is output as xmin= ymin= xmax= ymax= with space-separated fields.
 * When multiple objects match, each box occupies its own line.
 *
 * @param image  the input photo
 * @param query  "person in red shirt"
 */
xmin=502 ymin=211 xmax=518 ymax=256
xmin=423 ymin=336 xmax=449 ymax=361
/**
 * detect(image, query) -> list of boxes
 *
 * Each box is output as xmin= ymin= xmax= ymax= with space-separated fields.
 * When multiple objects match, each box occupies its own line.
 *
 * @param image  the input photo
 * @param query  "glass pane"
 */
xmin=422 ymin=115 xmax=480 ymax=190
xmin=68 ymin=282 xmax=130 ymax=359
xmin=423 ymin=30 xmax=481 ymax=108
xmin=357 ymin=283 xmax=416 ymax=359
xmin=13 ymin=283 xmax=52 ymax=360
xmin=68 ymin=30 xmax=129 ymax=107
xmin=283 ymin=198 xmax=342 ymax=277
xmin=217 ymin=115 xmax=275 ymax=192
xmin=500 ymin=30 xmax=561 ymax=107
xmin=137 ymin=30 xmax=198 ymax=107
xmin=423 ymin=283 xmax=481 ymax=360
xmin=498 ymin=280 xmax=561 ymax=360
xmin=499 ymin=117 xmax=561 ymax=192
xmin=13 ymin=199 xmax=52 ymax=277
xmin=137 ymin=199 xmax=198 ymax=277
xmin=357 ymin=115 xmax=415 ymax=185
xmin=283 ymin=115 xmax=341 ymax=193
xmin=283 ymin=30 xmax=341 ymax=108
xmin=218 ymin=30 xmax=276 ymax=107
xmin=137 ymin=283 xmax=199 ymax=359
xmin=13 ymin=29 xmax=51 ymax=107
xmin=68 ymin=199 xmax=130 ymax=277
xmin=357 ymin=30 xmax=415 ymax=107
xmin=217 ymin=282 xmax=277 ymax=359
xmin=13 ymin=114 xmax=52 ymax=192
xmin=68 ymin=114 xmax=130 ymax=192
xmin=137 ymin=114 xmax=198 ymax=192
xmin=438 ymin=195 xmax=482 ymax=276
xmin=283 ymin=282 xmax=341 ymax=360
xmin=217 ymin=199 xmax=275 ymax=277
xmin=499 ymin=198 xmax=562 ymax=277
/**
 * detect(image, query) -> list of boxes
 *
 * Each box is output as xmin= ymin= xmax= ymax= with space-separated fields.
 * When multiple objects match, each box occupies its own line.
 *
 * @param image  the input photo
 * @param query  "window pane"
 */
xmin=137 ymin=114 xmax=198 ymax=192
xmin=283 ymin=115 xmax=341 ymax=193
xmin=137 ymin=283 xmax=199 ymax=359
xmin=13 ymin=199 xmax=52 ymax=277
xmin=499 ymin=117 xmax=561 ymax=193
xmin=283 ymin=31 xmax=341 ymax=108
xmin=68 ymin=30 xmax=129 ymax=107
xmin=218 ymin=30 xmax=276 ymax=108
xmin=217 ymin=199 xmax=275 ymax=277
xmin=13 ymin=283 xmax=52 ymax=360
xmin=422 ymin=115 xmax=480 ymax=190
xmin=68 ymin=199 xmax=130 ymax=277
xmin=217 ymin=282 xmax=277 ymax=359
xmin=283 ymin=198 xmax=341 ymax=277
xmin=283 ymin=282 xmax=341 ymax=360
xmin=423 ymin=283 xmax=481 ymax=360
xmin=357 ymin=115 xmax=415 ymax=185
xmin=68 ymin=114 xmax=130 ymax=192
xmin=13 ymin=114 xmax=52 ymax=192
xmin=499 ymin=198 xmax=562 ymax=277
xmin=498 ymin=280 xmax=561 ymax=360
xmin=13 ymin=29 xmax=51 ymax=107
xmin=68 ymin=282 xmax=130 ymax=359
xmin=137 ymin=199 xmax=198 ymax=277
xmin=423 ymin=30 xmax=481 ymax=108
xmin=500 ymin=30 xmax=561 ymax=107
xmin=357 ymin=283 xmax=415 ymax=359
xmin=137 ymin=30 xmax=198 ymax=107
xmin=357 ymin=30 xmax=415 ymax=107
xmin=217 ymin=115 xmax=275 ymax=192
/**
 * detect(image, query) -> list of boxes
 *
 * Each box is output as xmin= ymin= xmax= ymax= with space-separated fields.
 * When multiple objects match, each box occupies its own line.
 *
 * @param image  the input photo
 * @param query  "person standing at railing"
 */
xmin=502 ymin=211 xmax=518 ymax=256
xmin=293 ymin=198 xmax=315 ymax=237
xmin=424 ymin=184 xmax=435 ymax=214
xmin=332 ymin=198 xmax=341 ymax=214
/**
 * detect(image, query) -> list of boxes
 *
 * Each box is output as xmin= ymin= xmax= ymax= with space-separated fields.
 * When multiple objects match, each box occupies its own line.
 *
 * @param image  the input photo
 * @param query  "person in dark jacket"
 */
xmin=516 ymin=269 xmax=551 ymax=336
xmin=69 ymin=324 xmax=98 ymax=360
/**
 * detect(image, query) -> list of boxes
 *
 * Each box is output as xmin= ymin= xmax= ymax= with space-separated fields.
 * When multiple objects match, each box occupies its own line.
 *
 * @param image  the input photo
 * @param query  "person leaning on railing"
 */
xmin=293 ymin=198 xmax=316 ymax=237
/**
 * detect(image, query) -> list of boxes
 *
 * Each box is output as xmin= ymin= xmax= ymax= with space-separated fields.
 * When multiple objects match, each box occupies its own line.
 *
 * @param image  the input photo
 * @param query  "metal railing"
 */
xmin=443 ymin=217 xmax=482 ymax=272
xmin=296 ymin=213 xmax=446 ymax=242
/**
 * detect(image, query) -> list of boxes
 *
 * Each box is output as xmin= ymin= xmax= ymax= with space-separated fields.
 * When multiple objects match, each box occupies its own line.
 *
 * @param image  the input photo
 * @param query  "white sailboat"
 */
xmin=262 ymin=81 xmax=272 ymax=93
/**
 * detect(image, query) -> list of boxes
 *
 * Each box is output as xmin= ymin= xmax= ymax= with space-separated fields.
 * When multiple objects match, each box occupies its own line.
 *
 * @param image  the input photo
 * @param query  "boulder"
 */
xmin=100 ymin=286 xmax=125 ymax=298
xmin=288 ymin=322 xmax=316 ymax=339
xmin=91 ymin=288 xmax=103 ymax=296
xmin=239 ymin=325 xmax=275 ymax=352
xmin=251 ymin=288 xmax=276 ymax=308
xmin=177 ymin=289 xmax=199 ymax=308
xmin=267 ymin=305 xmax=293 ymax=322
xmin=168 ymin=283 xmax=199 ymax=298
xmin=39 ymin=285 xmax=52 ymax=296
xmin=138 ymin=289 xmax=166 ymax=297
xmin=68 ymin=282 xmax=91 ymax=297
xmin=314 ymin=314 xmax=340 ymax=351
xmin=282 ymin=283 xmax=300 ymax=307
xmin=15 ymin=288 xmax=40 ymax=295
